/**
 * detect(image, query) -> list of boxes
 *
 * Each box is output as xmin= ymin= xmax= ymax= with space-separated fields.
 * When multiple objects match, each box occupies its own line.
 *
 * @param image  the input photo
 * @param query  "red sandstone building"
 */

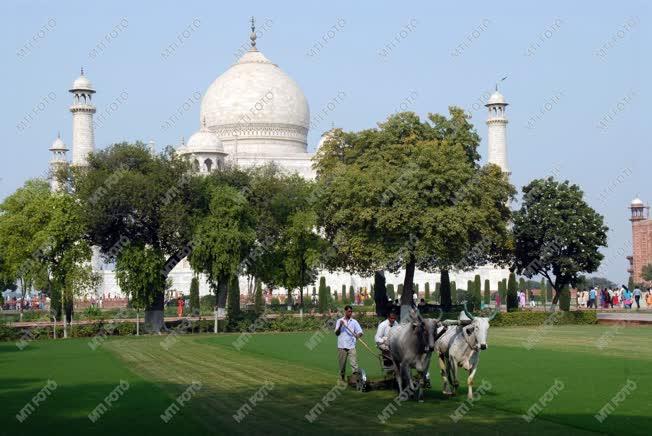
xmin=628 ymin=198 xmax=652 ymax=285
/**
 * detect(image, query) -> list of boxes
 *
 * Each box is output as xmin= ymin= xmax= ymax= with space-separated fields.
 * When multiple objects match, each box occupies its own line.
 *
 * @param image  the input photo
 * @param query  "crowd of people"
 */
xmin=1 ymin=293 xmax=47 ymax=311
xmin=0 ymin=292 xmax=128 ymax=311
xmin=577 ymin=286 xmax=652 ymax=309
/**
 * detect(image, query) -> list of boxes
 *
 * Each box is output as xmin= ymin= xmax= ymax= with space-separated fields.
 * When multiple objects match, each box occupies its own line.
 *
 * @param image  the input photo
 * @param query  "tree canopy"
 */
xmin=313 ymin=109 xmax=514 ymax=307
xmin=70 ymin=142 xmax=201 ymax=331
xmin=0 ymin=180 xmax=97 ymax=323
xmin=512 ymin=177 xmax=608 ymax=309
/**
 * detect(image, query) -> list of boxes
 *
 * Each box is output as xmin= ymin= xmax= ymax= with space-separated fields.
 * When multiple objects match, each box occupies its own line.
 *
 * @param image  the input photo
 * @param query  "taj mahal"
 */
xmin=46 ymin=21 xmax=512 ymax=299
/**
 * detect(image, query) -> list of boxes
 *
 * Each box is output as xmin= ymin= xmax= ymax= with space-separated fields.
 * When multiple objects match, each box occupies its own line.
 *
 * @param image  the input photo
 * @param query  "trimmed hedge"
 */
xmin=0 ymin=309 xmax=598 ymax=342
xmin=488 ymin=310 xmax=597 ymax=327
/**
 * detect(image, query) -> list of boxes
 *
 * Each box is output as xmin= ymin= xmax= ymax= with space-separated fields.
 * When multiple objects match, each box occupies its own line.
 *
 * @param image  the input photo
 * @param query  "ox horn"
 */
xmin=487 ymin=307 xmax=499 ymax=321
xmin=432 ymin=307 xmax=443 ymax=322
xmin=462 ymin=301 xmax=475 ymax=321
xmin=411 ymin=303 xmax=426 ymax=323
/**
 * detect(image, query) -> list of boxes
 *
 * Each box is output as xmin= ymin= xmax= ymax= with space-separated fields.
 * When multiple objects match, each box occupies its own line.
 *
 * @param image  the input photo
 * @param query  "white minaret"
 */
xmin=485 ymin=88 xmax=509 ymax=174
xmin=69 ymin=68 xmax=96 ymax=166
xmin=70 ymin=69 xmax=103 ymax=290
xmin=48 ymin=133 xmax=68 ymax=192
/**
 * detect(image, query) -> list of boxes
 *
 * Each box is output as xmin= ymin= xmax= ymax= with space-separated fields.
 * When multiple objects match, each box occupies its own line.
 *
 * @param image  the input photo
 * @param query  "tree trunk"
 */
xmin=19 ymin=278 xmax=25 ymax=322
xmin=299 ymin=261 xmax=305 ymax=306
xmin=401 ymin=256 xmax=416 ymax=306
xmin=400 ymin=256 xmax=416 ymax=321
xmin=64 ymin=296 xmax=74 ymax=324
xmin=373 ymin=270 xmax=388 ymax=317
xmin=227 ymin=274 xmax=241 ymax=318
xmin=440 ymin=269 xmax=452 ymax=310
xmin=144 ymin=290 xmax=165 ymax=334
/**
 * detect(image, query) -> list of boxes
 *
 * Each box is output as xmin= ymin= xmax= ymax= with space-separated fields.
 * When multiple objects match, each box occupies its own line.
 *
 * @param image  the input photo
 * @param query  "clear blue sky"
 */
xmin=0 ymin=0 xmax=648 ymax=283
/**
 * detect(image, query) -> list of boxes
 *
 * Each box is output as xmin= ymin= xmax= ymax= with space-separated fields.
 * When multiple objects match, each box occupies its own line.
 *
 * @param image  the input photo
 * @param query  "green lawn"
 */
xmin=0 ymin=325 xmax=650 ymax=435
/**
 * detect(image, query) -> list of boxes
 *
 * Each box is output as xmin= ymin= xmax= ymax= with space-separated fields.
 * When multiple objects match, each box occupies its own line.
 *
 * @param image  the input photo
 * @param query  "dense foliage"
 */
xmin=513 ymin=178 xmax=608 ymax=309
xmin=313 ymin=110 xmax=514 ymax=308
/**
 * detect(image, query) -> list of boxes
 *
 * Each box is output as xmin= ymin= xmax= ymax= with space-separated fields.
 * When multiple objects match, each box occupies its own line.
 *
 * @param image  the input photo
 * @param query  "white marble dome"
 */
xmin=200 ymin=48 xmax=310 ymax=156
xmin=631 ymin=197 xmax=644 ymax=206
xmin=71 ymin=73 xmax=94 ymax=91
xmin=486 ymin=91 xmax=506 ymax=105
xmin=49 ymin=135 xmax=68 ymax=151
xmin=185 ymin=126 xmax=224 ymax=153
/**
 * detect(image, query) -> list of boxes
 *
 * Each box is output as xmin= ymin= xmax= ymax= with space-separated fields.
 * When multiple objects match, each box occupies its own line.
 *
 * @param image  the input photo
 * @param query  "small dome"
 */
xmin=184 ymin=127 xmax=224 ymax=154
xmin=70 ymin=70 xmax=94 ymax=91
xmin=486 ymin=91 xmax=506 ymax=105
xmin=49 ymin=134 xmax=68 ymax=151
xmin=631 ymin=197 xmax=644 ymax=206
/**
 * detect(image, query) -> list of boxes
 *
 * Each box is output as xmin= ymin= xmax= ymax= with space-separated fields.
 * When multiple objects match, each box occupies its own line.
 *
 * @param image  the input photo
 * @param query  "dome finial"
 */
xmin=81 ymin=66 xmax=84 ymax=76
xmin=496 ymin=76 xmax=507 ymax=92
xmin=202 ymin=116 xmax=207 ymax=128
xmin=250 ymin=16 xmax=257 ymax=49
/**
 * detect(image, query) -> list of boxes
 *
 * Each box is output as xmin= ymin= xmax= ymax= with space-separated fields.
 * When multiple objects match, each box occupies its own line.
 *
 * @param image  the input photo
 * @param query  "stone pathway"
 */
xmin=597 ymin=311 xmax=652 ymax=325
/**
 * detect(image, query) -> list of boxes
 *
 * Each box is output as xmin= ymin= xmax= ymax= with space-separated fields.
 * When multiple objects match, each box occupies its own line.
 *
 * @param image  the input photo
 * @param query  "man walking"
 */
xmin=633 ymin=286 xmax=642 ymax=309
xmin=588 ymin=287 xmax=597 ymax=309
xmin=334 ymin=305 xmax=363 ymax=382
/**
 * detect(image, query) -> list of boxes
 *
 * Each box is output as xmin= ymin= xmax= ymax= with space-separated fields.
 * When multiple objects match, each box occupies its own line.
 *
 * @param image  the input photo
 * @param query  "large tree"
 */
xmin=314 ymin=109 xmax=514 ymax=313
xmin=0 ymin=180 xmax=97 ymax=329
xmin=71 ymin=142 xmax=201 ymax=332
xmin=241 ymin=164 xmax=323 ymax=296
xmin=188 ymin=184 xmax=256 ymax=315
xmin=42 ymin=192 xmax=99 ymax=329
xmin=0 ymin=180 xmax=51 ymax=319
xmin=277 ymin=209 xmax=323 ymax=306
xmin=512 ymin=178 xmax=608 ymax=310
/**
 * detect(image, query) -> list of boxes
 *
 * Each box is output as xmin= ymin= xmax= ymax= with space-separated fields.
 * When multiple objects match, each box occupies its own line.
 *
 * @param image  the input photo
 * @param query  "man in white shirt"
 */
xmin=375 ymin=311 xmax=399 ymax=370
xmin=374 ymin=311 xmax=398 ymax=351
xmin=334 ymin=305 xmax=363 ymax=381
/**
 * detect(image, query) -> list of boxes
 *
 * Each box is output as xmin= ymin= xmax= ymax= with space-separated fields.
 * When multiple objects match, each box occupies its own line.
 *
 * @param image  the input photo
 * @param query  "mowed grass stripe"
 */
xmin=196 ymin=328 xmax=650 ymax=434
xmin=105 ymin=332 xmax=619 ymax=435
xmin=106 ymin=336 xmax=345 ymax=435
xmin=0 ymin=339 xmax=206 ymax=435
xmin=2 ymin=326 xmax=648 ymax=435
xmin=107 ymin=336 xmax=556 ymax=435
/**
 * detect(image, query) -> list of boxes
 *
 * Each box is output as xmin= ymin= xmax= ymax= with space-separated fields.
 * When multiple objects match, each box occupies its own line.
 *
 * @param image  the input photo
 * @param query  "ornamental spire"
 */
xmin=250 ymin=16 xmax=257 ymax=49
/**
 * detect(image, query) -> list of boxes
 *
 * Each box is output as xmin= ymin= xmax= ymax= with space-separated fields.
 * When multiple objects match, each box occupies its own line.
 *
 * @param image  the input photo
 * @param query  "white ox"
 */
xmin=435 ymin=305 xmax=494 ymax=399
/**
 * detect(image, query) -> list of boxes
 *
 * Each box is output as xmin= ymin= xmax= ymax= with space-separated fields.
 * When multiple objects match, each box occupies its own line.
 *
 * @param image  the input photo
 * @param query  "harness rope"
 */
xmin=340 ymin=320 xmax=380 ymax=356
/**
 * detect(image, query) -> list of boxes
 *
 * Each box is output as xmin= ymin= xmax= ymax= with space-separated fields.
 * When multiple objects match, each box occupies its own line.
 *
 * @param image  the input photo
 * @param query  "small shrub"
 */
xmin=200 ymin=295 xmax=216 ymax=311
xmin=490 ymin=310 xmax=597 ymax=327
xmin=190 ymin=276 xmax=200 ymax=313
xmin=507 ymin=273 xmax=518 ymax=312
